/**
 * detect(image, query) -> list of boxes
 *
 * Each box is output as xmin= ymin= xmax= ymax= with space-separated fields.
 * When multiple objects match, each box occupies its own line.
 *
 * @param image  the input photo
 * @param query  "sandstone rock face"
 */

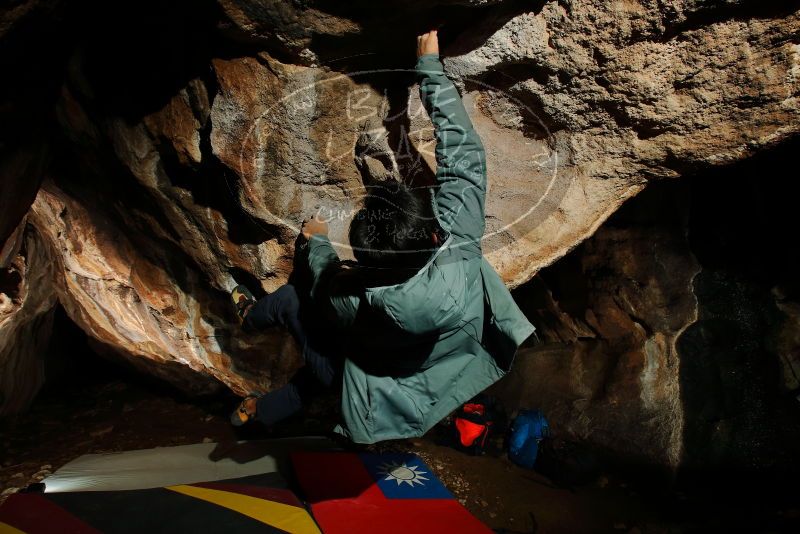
xmin=497 ymin=197 xmax=700 ymax=468
xmin=495 ymin=158 xmax=800 ymax=471
xmin=0 ymin=219 xmax=57 ymax=416
xmin=445 ymin=2 xmax=800 ymax=285
xmin=0 ymin=0 xmax=798 ymax=467
xmin=26 ymin=183 xmax=301 ymax=399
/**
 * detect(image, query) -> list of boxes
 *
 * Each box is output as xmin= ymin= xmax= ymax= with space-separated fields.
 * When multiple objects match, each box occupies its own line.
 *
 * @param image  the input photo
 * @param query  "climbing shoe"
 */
xmin=231 ymin=284 xmax=256 ymax=324
xmin=230 ymin=394 xmax=259 ymax=426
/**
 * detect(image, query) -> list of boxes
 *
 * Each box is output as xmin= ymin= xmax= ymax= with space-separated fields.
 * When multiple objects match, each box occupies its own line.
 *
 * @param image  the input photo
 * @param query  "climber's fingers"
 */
xmin=417 ymin=29 xmax=439 ymax=58
xmin=301 ymin=217 xmax=329 ymax=239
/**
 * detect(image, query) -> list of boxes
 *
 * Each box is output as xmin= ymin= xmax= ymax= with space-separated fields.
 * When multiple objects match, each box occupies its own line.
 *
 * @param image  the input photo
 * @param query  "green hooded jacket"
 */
xmin=304 ymin=54 xmax=536 ymax=444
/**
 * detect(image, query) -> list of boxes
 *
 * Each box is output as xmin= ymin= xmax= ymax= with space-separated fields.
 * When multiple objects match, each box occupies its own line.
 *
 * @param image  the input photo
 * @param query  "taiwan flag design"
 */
xmin=291 ymin=452 xmax=491 ymax=534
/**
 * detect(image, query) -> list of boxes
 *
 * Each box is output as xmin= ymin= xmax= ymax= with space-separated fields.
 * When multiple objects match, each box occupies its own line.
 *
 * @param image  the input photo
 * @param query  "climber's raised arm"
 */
xmin=301 ymin=217 xmax=338 ymax=300
xmin=300 ymin=216 xmax=358 ymax=328
xmin=416 ymin=30 xmax=487 ymax=248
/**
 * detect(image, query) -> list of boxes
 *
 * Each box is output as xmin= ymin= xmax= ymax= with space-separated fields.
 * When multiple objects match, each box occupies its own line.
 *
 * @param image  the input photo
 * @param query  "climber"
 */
xmin=229 ymin=30 xmax=536 ymax=443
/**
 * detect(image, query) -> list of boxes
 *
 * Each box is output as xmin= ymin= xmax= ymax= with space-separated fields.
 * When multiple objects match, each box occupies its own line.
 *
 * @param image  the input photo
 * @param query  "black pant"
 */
xmin=243 ymin=284 xmax=340 ymax=426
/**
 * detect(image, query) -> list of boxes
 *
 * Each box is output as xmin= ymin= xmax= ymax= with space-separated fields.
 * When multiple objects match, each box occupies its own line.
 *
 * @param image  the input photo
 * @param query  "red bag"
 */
xmin=452 ymin=402 xmax=492 ymax=455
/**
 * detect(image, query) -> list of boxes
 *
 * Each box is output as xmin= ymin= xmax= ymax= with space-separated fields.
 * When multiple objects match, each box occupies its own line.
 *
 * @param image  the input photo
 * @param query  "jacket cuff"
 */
xmin=307 ymin=234 xmax=335 ymax=252
xmin=415 ymin=54 xmax=444 ymax=77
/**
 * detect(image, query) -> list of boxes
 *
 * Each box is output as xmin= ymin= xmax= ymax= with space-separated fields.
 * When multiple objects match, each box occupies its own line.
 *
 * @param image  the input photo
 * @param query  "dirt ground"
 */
xmin=2 ymin=363 xmax=799 ymax=533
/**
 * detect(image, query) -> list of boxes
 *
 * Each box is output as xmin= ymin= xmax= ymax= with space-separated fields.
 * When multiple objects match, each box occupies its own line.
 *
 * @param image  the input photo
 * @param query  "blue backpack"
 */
xmin=508 ymin=409 xmax=550 ymax=469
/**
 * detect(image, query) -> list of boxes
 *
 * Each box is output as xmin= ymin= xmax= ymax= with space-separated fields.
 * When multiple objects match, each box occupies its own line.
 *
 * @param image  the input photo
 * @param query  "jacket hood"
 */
xmin=363 ymin=237 xmax=467 ymax=335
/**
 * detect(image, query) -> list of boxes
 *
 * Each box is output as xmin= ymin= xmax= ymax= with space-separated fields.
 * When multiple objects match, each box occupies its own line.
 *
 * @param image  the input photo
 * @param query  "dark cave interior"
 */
xmin=4 ymin=138 xmax=799 ymax=531
xmin=2 ymin=1 xmax=800 ymax=532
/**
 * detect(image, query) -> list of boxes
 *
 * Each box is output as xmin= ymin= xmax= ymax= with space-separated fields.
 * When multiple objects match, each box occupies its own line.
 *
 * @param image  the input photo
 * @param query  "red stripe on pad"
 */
xmin=309 ymin=499 xmax=491 ymax=534
xmin=290 ymin=451 xmax=384 ymax=504
xmin=191 ymin=481 xmax=304 ymax=508
xmin=0 ymin=493 xmax=101 ymax=534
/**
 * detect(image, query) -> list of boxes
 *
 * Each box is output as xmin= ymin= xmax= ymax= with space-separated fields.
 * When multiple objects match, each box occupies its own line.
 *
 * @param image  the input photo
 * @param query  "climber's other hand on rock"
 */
xmin=417 ymin=30 xmax=439 ymax=58
xmin=301 ymin=216 xmax=329 ymax=239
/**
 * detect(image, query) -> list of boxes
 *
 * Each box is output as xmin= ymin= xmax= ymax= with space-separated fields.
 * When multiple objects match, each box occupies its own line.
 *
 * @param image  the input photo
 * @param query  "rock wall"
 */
xmin=1 ymin=0 xmax=799 ymax=466
xmin=499 ymin=184 xmax=700 ymax=468
xmin=495 ymin=141 xmax=800 ymax=470
xmin=0 ymin=220 xmax=57 ymax=416
xmin=26 ymin=183 xmax=301 ymax=397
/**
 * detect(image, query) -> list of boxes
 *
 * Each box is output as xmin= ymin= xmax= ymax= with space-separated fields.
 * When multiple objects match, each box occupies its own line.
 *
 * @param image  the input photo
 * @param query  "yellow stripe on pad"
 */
xmin=166 ymin=484 xmax=320 ymax=534
xmin=0 ymin=521 xmax=26 ymax=534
